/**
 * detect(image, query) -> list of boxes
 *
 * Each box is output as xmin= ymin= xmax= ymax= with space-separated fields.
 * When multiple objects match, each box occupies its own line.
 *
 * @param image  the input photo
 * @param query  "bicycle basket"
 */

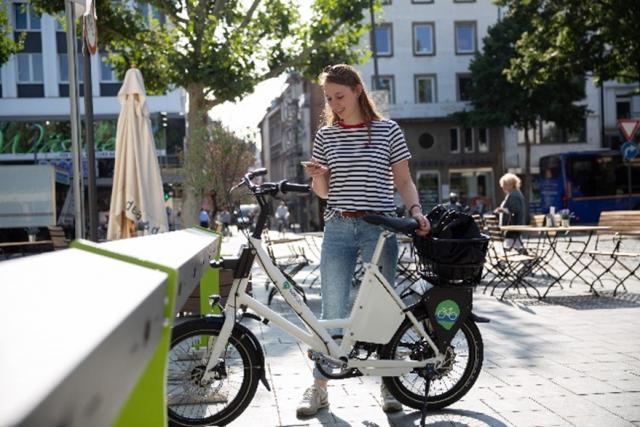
xmin=413 ymin=235 xmax=489 ymax=285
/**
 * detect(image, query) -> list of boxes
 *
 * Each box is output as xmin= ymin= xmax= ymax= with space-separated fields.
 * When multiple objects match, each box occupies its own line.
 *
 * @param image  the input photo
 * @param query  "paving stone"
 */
xmin=564 ymin=413 xmax=635 ymax=426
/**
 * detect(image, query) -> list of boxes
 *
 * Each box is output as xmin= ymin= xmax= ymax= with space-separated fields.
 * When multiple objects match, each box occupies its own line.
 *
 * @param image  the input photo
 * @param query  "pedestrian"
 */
xmin=199 ymin=208 xmax=210 ymax=228
xmin=219 ymin=208 xmax=232 ymax=236
xmin=443 ymin=192 xmax=465 ymax=212
xmin=494 ymin=172 xmax=526 ymax=250
xmin=275 ymin=201 xmax=290 ymax=235
xmin=299 ymin=64 xmax=430 ymax=417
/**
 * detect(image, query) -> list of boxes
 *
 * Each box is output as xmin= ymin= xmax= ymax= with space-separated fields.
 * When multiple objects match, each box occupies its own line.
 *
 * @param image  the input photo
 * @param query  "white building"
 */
xmin=0 ymin=1 xmax=186 ymax=222
xmin=356 ymin=0 xmax=505 ymax=212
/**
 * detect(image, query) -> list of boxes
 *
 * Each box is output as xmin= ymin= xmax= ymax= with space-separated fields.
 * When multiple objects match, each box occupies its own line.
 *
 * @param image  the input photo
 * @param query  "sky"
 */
xmin=208 ymin=74 xmax=288 ymax=147
xmin=208 ymin=0 xmax=314 ymax=147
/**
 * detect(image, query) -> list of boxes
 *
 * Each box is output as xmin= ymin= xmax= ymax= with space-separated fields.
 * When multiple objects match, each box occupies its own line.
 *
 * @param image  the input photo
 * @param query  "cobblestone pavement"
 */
xmin=217 ymin=231 xmax=640 ymax=427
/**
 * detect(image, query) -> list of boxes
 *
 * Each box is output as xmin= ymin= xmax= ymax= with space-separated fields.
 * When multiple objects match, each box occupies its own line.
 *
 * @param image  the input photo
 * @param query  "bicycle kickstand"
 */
xmin=420 ymin=378 xmax=430 ymax=427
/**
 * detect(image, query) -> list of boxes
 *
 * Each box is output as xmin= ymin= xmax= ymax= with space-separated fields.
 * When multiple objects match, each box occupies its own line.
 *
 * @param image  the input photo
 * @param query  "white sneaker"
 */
xmin=296 ymin=384 xmax=329 ymax=417
xmin=381 ymin=383 xmax=403 ymax=413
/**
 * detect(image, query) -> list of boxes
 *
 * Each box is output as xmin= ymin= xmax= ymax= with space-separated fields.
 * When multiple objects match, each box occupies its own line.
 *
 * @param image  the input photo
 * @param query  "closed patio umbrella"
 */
xmin=107 ymin=67 xmax=168 ymax=240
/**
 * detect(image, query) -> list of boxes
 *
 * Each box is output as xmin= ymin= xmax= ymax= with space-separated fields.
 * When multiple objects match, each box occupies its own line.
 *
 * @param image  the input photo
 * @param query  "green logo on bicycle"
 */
xmin=283 ymin=281 xmax=291 ymax=290
xmin=435 ymin=300 xmax=460 ymax=330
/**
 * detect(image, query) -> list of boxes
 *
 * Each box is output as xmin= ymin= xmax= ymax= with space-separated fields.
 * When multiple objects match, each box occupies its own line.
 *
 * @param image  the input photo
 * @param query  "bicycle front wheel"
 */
xmin=380 ymin=311 xmax=483 ymax=410
xmin=167 ymin=319 xmax=261 ymax=426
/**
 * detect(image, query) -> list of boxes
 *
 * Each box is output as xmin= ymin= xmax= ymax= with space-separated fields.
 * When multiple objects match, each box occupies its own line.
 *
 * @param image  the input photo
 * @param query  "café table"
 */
xmin=499 ymin=225 xmax=611 ymax=298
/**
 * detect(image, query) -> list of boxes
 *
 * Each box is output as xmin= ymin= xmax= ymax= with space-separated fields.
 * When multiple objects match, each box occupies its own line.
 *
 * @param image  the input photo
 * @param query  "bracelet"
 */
xmin=408 ymin=204 xmax=422 ymax=215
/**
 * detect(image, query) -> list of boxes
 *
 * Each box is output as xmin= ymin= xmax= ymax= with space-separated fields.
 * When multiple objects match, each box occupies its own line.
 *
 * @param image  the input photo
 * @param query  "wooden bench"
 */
xmin=47 ymin=225 xmax=69 ymax=250
xmin=570 ymin=211 xmax=640 ymax=295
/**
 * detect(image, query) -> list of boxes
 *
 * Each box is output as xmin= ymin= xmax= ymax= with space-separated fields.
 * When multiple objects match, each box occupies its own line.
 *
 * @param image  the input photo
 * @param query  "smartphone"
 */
xmin=300 ymin=161 xmax=317 ymax=168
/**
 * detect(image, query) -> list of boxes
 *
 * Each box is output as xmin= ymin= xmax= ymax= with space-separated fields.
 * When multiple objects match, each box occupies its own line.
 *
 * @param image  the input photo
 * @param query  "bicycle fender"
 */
xmin=470 ymin=312 xmax=490 ymax=323
xmin=201 ymin=315 xmax=271 ymax=392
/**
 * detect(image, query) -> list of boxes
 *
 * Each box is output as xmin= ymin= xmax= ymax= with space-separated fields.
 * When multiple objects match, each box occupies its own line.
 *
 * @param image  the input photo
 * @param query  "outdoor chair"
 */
xmin=482 ymin=216 xmax=542 ymax=299
xmin=262 ymin=231 xmax=309 ymax=305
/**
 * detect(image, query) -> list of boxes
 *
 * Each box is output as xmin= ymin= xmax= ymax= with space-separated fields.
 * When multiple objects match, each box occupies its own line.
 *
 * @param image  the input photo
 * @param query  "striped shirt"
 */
xmin=312 ymin=119 xmax=411 ymax=217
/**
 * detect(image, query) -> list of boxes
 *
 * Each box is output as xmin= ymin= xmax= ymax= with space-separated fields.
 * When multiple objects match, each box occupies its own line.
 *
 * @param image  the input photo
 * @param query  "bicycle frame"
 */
xmin=201 ymin=229 xmax=445 ymax=383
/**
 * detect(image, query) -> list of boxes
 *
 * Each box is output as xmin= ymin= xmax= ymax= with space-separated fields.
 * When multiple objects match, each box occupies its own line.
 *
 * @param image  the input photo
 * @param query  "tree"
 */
xmin=499 ymin=0 xmax=640 ymax=88
xmin=457 ymin=2 xmax=586 ymax=208
xmin=32 ymin=0 xmax=373 ymax=225
xmin=0 ymin=4 xmax=23 ymax=65
xmin=182 ymin=122 xmax=256 ymax=219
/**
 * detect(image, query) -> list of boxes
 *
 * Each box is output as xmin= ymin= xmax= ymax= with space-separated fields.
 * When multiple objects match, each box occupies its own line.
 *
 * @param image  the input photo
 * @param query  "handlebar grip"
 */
xmin=279 ymin=180 xmax=311 ymax=194
xmin=248 ymin=168 xmax=267 ymax=179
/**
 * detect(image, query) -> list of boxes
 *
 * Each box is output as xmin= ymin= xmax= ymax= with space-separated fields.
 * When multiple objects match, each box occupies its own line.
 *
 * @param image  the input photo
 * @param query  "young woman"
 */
xmin=299 ymin=64 xmax=430 ymax=416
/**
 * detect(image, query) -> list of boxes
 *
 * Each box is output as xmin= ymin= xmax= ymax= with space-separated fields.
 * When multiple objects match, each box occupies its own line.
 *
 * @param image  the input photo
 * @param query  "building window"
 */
xmin=457 ymin=74 xmax=472 ymax=101
xmin=463 ymin=127 xmax=474 ymax=152
xmin=412 ymin=0 xmax=434 ymax=3
xmin=454 ymin=0 xmax=476 ymax=2
xmin=450 ymin=128 xmax=460 ymax=152
xmin=136 ymin=3 xmax=166 ymax=26
xmin=372 ymin=75 xmax=395 ymax=104
xmin=372 ymin=24 xmax=393 ymax=57
xmin=381 ymin=0 xmax=391 ymax=4
xmin=413 ymin=23 xmax=435 ymax=56
xmin=16 ymin=53 xmax=43 ymax=83
xmin=58 ymin=54 xmax=84 ymax=83
xmin=415 ymin=75 xmax=436 ymax=104
xmin=14 ymin=3 xmax=41 ymax=30
xmin=478 ymin=128 xmax=489 ymax=153
xmin=455 ymin=21 xmax=476 ymax=54
xmin=100 ymin=53 xmax=119 ymax=82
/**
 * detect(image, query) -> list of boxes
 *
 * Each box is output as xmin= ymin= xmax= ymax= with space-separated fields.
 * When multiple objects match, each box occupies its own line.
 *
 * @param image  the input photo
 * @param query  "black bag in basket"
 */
xmin=414 ymin=205 xmax=488 ymax=284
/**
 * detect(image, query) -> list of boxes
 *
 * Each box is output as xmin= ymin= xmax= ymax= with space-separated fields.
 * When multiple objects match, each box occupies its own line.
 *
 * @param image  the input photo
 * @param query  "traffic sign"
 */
xmin=621 ymin=140 xmax=639 ymax=161
xmin=618 ymin=119 xmax=640 ymax=141
xmin=83 ymin=0 xmax=98 ymax=55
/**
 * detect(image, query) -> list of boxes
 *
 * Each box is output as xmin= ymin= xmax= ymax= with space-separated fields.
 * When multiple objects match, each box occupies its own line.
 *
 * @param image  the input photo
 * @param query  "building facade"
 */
xmin=0 ymin=1 xmax=186 ymax=232
xmin=356 ymin=0 xmax=505 ymax=213
xmin=259 ymin=73 xmax=325 ymax=231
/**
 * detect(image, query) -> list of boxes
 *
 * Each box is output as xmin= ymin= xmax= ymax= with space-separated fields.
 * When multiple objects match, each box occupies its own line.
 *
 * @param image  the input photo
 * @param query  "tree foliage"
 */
xmin=0 ymin=4 xmax=23 ymax=65
xmin=30 ymin=0 xmax=373 ymax=224
xmin=498 ymin=0 xmax=640 ymax=88
xmin=458 ymin=1 xmax=587 ymax=206
xmin=182 ymin=123 xmax=256 ymax=217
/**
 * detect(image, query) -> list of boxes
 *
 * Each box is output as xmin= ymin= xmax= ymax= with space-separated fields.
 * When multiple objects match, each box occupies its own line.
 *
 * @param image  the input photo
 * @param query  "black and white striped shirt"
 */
xmin=312 ymin=119 xmax=411 ymax=217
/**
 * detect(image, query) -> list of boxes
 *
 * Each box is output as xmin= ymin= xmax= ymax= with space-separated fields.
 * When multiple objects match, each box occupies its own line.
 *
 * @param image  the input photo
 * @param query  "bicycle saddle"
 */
xmin=362 ymin=215 xmax=419 ymax=234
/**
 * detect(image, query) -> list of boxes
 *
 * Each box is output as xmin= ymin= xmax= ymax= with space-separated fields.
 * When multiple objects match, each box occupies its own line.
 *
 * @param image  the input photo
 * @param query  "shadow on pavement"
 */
xmin=388 ymin=408 xmax=509 ymax=426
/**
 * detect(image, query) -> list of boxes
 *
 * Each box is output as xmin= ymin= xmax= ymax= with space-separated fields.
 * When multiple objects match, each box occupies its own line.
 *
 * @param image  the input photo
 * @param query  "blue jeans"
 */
xmin=314 ymin=216 xmax=398 ymax=379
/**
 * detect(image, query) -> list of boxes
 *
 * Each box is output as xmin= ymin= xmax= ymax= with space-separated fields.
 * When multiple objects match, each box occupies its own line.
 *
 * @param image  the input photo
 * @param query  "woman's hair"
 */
xmin=319 ymin=64 xmax=382 ymax=126
xmin=499 ymin=173 xmax=521 ymax=189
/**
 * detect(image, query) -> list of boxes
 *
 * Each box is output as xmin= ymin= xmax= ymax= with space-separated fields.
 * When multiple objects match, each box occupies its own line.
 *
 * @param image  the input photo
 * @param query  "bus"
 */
xmin=539 ymin=150 xmax=640 ymax=223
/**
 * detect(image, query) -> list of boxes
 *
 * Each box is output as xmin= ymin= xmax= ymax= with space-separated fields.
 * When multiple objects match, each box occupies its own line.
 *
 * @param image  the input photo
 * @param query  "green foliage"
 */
xmin=458 ymin=2 xmax=586 ymax=132
xmin=498 ymin=0 xmax=640 ymax=88
xmin=0 ymin=4 xmax=24 ymax=65
xmin=32 ymin=0 xmax=371 ymax=99
xmin=181 ymin=122 xmax=256 ymax=213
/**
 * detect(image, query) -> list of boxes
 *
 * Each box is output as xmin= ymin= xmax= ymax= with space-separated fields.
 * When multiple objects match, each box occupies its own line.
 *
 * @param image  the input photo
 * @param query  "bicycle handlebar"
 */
xmin=279 ymin=180 xmax=310 ymax=194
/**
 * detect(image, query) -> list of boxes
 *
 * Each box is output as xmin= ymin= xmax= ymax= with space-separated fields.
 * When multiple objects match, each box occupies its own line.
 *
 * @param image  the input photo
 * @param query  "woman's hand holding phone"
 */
xmin=301 ymin=160 xmax=328 ymax=177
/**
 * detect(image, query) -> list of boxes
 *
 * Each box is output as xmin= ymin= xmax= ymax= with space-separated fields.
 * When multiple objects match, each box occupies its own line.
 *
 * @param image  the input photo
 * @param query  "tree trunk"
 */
xmin=523 ymin=122 xmax=532 ymax=223
xmin=182 ymin=83 xmax=210 ymax=227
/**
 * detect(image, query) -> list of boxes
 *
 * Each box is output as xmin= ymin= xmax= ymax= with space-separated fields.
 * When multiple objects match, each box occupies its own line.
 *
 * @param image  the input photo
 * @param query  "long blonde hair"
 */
xmin=319 ymin=64 xmax=382 ymax=127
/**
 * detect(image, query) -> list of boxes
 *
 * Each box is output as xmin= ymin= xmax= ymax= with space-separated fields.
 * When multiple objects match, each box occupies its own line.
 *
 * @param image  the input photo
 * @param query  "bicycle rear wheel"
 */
xmin=167 ymin=319 xmax=261 ymax=426
xmin=380 ymin=311 xmax=483 ymax=410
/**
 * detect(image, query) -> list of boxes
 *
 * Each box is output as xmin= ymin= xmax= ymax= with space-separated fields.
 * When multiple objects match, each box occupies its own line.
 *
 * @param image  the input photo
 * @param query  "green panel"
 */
xmin=198 ymin=228 xmax=223 ymax=315
xmin=71 ymin=240 xmax=179 ymax=427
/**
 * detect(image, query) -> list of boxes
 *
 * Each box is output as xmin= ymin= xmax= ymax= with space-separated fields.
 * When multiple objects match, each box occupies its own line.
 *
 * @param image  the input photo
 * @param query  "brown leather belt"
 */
xmin=335 ymin=210 xmax=377 ymax=219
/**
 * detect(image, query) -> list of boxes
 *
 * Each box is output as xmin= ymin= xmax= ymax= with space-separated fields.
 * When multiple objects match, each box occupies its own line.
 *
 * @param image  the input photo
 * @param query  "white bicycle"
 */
xmin=167 ymin=168 xmax=490 ymax=426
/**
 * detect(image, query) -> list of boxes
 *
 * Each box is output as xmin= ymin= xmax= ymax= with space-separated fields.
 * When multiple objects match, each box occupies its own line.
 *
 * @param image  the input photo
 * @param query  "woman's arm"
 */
xmin=392 ymin=160 xmax=430 ymax=235
xmin=311 ymin=172 xmax=330 ymax=199
xmin=304 ymin=161 xmax=330 ymax=199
